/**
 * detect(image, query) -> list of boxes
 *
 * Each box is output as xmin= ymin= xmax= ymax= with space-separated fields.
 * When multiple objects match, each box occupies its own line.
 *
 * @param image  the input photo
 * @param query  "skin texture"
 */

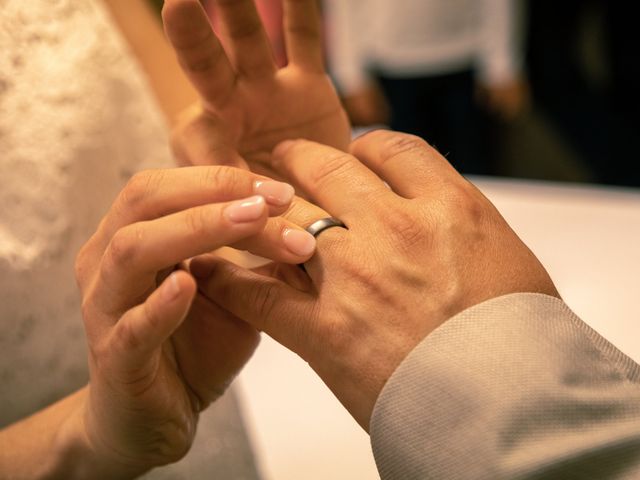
xmin=74 ymin=166 xmax=319 ymax=471
xmin=162 ymin=0 xmax=351 ymax=178
xmin=162 ymin=0 xmax=552 ymax=445
xmin=194 ymin=130 xmax=560 ymax=430
xmin=0 ymin=167 xmax=318 ymax=478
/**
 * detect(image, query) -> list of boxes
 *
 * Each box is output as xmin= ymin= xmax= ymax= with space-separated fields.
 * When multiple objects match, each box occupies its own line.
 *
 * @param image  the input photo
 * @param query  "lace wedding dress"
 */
xmin=0 ymin=1 xmax=259 ymax=477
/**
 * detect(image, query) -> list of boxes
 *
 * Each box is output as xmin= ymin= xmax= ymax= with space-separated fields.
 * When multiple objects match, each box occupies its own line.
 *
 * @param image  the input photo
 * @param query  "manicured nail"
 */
xmin=161 ymin=272 xmax=181 ymax=301
xmin=283 ymin=228 xmax=316 ymax=257
xmin=224 ymin=195 xmax=266 ymax=223
xmin=254 ymin=180 xmax=295 ymax=207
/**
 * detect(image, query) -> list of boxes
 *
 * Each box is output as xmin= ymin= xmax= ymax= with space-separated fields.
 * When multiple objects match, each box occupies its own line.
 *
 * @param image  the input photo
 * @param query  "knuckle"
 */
xmin=200 ymin=165 xmax=244 ymax=194
xmin=441 ymin=181 xmax=485 ymax=222
xmin=178 ymin=32 xmax=221 ymax=73
xmin=250 ymin=282 xmax=280 ymax=326
xmin=379 ymin=133 xmax=430 ymax=164
xmin=287 ymin=23 xmax=320 ymax=41
xmin=384 ymin=209 xmax=427 ymax=249
xmin=183 ymin=206 xmax=210 ymax=236
xmin=114 ymin=317 xmax=142 ymax=352
xmin=227 ymin=20 xmax=262 ymax=41
xmin=184 ymin=54 xmax=218 ymax=74
xmin=106 ymin=227 xmax=141 ymax=270
xmin=283 ymin=199 xmax=325 ymax=228
xmin=74 ymin=240 xmax=94 ymax=287
xmin=120 ymin=169 xmax=164 ymax=210
xmin=310 ymin=152 xmax=356 ymax=190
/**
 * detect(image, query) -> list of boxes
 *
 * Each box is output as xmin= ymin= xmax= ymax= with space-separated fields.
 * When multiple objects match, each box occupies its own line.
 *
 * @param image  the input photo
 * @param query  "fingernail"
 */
xmin=254 ymin=180 xmax=295 ymax=207
xmin=283 ymin=228 xmax=316 ymax=257
xmin=224 ymin=195 xmax=266 ymax=223
xmin=162 ymin=272 xmax=181 ymax=301
xmin=273 ymin=139 xmax=297 ymax=157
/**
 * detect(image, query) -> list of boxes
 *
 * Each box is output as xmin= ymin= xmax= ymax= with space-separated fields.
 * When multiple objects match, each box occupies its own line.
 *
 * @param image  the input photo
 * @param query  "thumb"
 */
xmin=195 ymin=258 xmax=314 ymax=355
xmin=108 ymin=271 xmax=197 ymax=375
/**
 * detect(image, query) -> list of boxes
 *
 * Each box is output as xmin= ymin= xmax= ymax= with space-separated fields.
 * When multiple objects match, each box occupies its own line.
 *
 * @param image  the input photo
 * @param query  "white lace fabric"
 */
xmin=0 ymin=2 xmax=259 ymax=477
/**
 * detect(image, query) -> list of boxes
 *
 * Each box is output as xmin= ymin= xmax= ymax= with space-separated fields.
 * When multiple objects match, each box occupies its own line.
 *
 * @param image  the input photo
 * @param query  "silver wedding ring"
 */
xmin=305 ymin=217 xmax=347 ymax=238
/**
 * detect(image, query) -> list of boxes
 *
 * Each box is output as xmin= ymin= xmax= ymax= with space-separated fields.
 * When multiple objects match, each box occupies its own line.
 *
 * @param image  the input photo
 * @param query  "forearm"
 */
xmin=103 ymin=0 xmax=198 ymax=124
xmin=0 ymin=387 xmax=146 ymax=480
xmin=477 ymin=0 xmax=525 ymax=86
xmin=324 ymin=0 xmax=371 ymax=95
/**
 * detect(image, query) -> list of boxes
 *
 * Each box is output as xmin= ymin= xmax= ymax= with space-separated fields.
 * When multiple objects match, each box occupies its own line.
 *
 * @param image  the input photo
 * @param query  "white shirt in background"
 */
xmin=324 ymin=0 xmax=524 ymax=94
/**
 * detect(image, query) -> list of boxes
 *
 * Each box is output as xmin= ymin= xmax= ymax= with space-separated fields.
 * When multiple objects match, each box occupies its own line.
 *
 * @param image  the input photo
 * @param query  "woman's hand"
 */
xmin=162 ymin=0 xmax=351 ymax=178
xmin=73 ymin=166 xmax=316 ymax=474
xmin=195 ymin=131 xmax=559 ymax=430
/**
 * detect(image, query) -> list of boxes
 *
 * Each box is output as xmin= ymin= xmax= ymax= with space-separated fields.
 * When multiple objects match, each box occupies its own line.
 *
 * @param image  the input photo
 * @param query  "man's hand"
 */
xmin=196 ymin=131 xmax=559 ymax=430
xmin=73 ymin=166 xmax=316 ymax=473
xmin=162 ymin=0 xmax=351 ymax=177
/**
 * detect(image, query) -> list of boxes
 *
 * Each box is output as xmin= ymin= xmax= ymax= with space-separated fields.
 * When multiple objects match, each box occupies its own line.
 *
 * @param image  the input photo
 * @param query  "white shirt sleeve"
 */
xmin=324 ymin=0 xmax=373 ymax=95
xmin=475 ymin=0 xmax=525 ymax=85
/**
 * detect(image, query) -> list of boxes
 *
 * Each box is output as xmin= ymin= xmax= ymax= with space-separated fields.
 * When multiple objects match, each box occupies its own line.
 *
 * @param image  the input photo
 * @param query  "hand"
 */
xmin=162 ymin=0 xmax=351 ymax=177
xmin=196 ymin=131 xmax=559 ymax=430
xmin=73 ymin=166 xmax=316 ymax=473
xmin=477 ymin=76 xmax=530 ymax=121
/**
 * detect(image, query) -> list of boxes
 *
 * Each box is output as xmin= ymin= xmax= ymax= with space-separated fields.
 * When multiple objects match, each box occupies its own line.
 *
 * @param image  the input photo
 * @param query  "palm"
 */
xmin=164 ymin=0 xmax=351 ymax=176
xmin=223 ymin=69 xmax=350 ymax=171
xmin=90 ymin=291 xmax=258 ymax=466
xmin=171 ymin=292 xmax=259 ymax=410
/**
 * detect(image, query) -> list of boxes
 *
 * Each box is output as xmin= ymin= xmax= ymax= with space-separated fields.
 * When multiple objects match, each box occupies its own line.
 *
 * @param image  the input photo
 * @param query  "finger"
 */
xmin=171 ymin=104 xmax=248 ymax=168
xmin=94 ymin=196 xmax=269 ymax=315
xmin=107 ymin=271 xmax=196 ymax=378
xmin=272 ymin=139 xmax=394 ymax=221
xmin=162 ymin=0 xmax=237 ymax=110
xmin=101 ymin=167 xmax=294 ymax=245
xmin=251 ymin=260 xmax=314 ymax=292
xmin=196 ymin=257 xmax=314 ymax=353
xmin=349 ymin=130 xmax=459 ymax=199
xmin=213 ymin=0 xmax=277 ymax=78
xmin=233 ymin=216 xmax=317 ymax=264
xmin=190 ymin=195 xmax=336 ymax=273
xmin=232 ymin=196 xmax=348 ymax=278
xmin=282 ymin=0 xmax=324 ymax=72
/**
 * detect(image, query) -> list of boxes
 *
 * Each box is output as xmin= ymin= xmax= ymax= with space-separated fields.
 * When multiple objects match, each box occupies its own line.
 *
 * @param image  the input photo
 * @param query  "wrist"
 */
xmin=53 ymin=387 xmax=149 ymax=480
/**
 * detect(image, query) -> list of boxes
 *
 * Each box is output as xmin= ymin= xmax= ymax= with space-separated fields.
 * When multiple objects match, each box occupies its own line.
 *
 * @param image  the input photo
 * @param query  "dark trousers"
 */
xmin=377 ymin=70 xmax=491 ymax=175
xmin=527 ymin=0 xmax=640 ymax=187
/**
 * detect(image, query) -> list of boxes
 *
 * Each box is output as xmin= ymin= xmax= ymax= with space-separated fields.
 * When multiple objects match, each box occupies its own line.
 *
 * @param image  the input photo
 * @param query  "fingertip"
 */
xmin=162 ymin=0 xmax=207 ymax=40
xmin=189 ymin=255 xmax=217 ymax=279
xmin=223 ymin=195 xmax=268 ymax=224
xmin=254 ymin=180 xmax=295 ymax=209
xmin=160 ymin=270 xmax=197 ymax=304
xmin=282 ymin=228 xmax=316 ymax=259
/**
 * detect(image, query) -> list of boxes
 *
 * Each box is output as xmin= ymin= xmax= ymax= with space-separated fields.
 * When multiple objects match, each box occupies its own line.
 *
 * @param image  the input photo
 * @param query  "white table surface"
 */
xmin=237 ymin=177 xmax=640 ymax=480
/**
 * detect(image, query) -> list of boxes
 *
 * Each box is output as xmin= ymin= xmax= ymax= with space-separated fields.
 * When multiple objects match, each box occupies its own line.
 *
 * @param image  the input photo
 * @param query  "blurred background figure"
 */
xmin=526 ymin=0 xmax=640 ymax=187
xmin=323 ymin=0 xmax=528 ymax=175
